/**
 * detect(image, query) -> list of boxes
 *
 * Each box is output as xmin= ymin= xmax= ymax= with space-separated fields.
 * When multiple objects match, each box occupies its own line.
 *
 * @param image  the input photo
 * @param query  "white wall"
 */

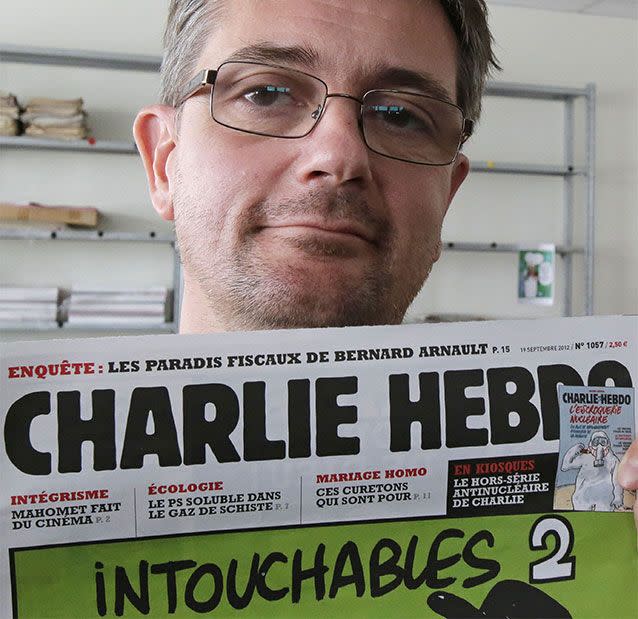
xmin=1 ymin=1 xmax=636 ymax=340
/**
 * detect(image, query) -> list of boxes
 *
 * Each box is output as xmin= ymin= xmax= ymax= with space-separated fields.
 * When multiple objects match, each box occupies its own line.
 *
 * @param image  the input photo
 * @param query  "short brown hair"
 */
xmin=160 ymin=0 xmax=499 ymax=121
xmin=437 ymin=0 xmax=501 ymax=120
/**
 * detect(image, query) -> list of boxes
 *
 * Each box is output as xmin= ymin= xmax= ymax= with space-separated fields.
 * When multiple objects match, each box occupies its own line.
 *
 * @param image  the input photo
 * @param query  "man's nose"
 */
xmin=294 ymin=94 xmax=373 ymax=187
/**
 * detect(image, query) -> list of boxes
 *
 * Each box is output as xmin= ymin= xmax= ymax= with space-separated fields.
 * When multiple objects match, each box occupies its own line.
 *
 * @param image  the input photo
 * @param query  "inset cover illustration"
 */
xmin=554 ymin=385 xmax=635 ymax=511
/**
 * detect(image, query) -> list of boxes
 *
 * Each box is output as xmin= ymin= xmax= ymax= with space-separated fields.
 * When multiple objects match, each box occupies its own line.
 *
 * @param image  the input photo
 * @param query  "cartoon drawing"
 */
xmin=428 ymin=580 xmax=572 ymax=618
xmin=560 ymin=430 xmax=623 ymax=511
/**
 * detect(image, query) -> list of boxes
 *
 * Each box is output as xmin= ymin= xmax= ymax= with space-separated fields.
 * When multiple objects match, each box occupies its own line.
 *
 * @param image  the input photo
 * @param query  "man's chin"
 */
xmin=235 ymin=307 xmax=389 ymax=330
xmin=225 ymin=271 xmax=393 ymax=330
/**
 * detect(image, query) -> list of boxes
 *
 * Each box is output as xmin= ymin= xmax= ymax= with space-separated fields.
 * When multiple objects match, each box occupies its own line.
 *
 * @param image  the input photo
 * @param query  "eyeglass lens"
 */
xmin=212 ymin=62 xmax=324 ymax=138
xmin=211 ymin=62 xmax=464 ymax=165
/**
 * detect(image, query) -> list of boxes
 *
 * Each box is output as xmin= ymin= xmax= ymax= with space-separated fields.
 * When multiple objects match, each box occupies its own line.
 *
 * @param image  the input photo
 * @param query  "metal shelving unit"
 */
xmin=461 ymin=81 xmax=596 ymax=316
xmin=0 ymin=44 xmax=177 ymax=334
xmin=0 ymin=45 xmax=150 ymax=157
xmin=1 ymin=44 xmax=595 ymax=327
xmin=0 ymin=229 xmax=181 ymax=333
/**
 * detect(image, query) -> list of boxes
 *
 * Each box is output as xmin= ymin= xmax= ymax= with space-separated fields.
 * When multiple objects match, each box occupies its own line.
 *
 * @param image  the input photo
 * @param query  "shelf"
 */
xmin=485 ymin=82 xmax=590 ymax=101
xmin=443 ymin=242 xmax=583 ymax=257
xmin=1 ymin=322 xmax=177 ymax=333
xmin=63 ymin=322 xmax=177 ymax=332
xmin=0 ymin=229 xmax=174 ymax=242
xmin=0 ymin=135 xmax=137 ymax=154
xmin=471 ymin=161 xmax=586 ymax=176
xmin=0 ymin=228 xmax=181 ymax=334
xmin=0 ymin=44 xmax=160 ymax=72
xmin=0 ymin=321 xmax=60 ymax=332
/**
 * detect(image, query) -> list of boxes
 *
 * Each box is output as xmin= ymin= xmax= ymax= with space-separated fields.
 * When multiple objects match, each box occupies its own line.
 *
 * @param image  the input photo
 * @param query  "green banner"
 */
xmin=11 ymin=512 xmax=637 ymax=618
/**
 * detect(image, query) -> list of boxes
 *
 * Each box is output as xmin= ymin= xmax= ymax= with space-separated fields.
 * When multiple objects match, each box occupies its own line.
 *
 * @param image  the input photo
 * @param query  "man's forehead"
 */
xmin=197 ymin=0 xmax=458 ymax=97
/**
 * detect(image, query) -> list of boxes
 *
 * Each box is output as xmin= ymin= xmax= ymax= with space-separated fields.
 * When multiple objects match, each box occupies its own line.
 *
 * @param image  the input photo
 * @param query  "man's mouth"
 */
xmin=259 ymin=220 xmax=378 ymax=246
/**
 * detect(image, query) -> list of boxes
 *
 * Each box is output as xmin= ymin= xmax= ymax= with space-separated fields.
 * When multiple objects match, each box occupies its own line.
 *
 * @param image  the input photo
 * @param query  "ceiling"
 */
xmin=488 ymin=0 xmax=638 ymax=19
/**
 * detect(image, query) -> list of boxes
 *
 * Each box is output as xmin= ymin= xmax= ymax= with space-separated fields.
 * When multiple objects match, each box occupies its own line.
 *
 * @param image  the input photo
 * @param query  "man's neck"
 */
xmin=178 ymin=276 xmax=226 ymax=333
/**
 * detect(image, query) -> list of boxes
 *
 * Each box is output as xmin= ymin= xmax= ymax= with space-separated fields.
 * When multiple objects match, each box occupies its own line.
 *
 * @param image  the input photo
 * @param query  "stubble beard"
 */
xmin=175 ymin=182 xmax=436 ymax=331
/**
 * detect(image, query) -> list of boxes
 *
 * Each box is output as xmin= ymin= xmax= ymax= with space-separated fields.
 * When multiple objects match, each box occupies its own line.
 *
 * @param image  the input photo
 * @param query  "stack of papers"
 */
xmin=0 ymin=286 xmax=59 ymax=327
xmin=22 ymin=97 xmax=88 ymax=140
xmin=64 ymin=287 xmax=169 ymax=327
xmin=0 ymin=92 xmax=20 ymax=136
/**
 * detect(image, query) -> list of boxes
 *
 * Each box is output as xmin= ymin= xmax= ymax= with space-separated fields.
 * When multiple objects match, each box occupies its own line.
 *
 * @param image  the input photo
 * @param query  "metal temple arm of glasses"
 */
xmin=179 ymin=69 xmax=217 ymax=105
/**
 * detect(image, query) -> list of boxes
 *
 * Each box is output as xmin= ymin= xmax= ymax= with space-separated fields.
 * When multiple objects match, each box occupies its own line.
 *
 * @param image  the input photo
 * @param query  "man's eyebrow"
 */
xmin=371 ymin=67 xmax=454 ymax=104
xmin=224 ymin=42 xmax=319 ymax=68
xmin=221 ymin=45 xmax=454 ymax=104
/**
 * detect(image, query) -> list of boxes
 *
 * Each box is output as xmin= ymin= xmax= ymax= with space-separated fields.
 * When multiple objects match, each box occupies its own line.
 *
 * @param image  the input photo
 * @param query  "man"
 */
xmin=562 ymin=430 xmax=624 ymax=511
xmin=133 ymin=0 xmax=637 ymax=531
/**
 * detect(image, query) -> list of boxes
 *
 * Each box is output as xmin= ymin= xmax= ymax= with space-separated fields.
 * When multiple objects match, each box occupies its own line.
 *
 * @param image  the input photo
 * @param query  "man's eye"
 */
xmin=244 ymin=85 xmax=291 ymax=106
xmin=370 ymin=104 xmax=432 ymax=131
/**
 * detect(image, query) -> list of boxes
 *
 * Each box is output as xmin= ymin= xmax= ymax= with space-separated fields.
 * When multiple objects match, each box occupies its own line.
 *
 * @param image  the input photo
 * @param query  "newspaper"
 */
xmin=1 ymin=315 xmax=637 ymax=617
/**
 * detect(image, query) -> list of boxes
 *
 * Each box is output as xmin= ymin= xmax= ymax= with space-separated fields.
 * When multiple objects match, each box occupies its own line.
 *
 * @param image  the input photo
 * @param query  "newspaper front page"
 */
xmin=1 ymin=315 xmax=637 ymax=617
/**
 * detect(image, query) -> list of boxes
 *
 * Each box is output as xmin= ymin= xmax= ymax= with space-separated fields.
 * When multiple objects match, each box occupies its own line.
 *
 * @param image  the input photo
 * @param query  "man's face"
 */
xmin=165 ymin=0 xmax=468 ymax=331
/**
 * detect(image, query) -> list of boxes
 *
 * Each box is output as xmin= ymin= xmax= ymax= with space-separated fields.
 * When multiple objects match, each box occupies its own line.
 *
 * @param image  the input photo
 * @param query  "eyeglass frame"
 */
xmin=176 ymin=60 xmax=475 ymax=166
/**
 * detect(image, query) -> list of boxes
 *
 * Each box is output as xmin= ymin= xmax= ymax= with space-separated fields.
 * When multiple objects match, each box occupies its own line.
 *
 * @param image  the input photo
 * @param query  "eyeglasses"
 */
xmin=178 ymin=61 xmax=473 ymax=166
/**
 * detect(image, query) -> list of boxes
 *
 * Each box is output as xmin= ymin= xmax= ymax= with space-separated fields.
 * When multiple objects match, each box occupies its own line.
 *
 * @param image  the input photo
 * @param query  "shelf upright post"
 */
xmin=585 ymin=83 xmax=596 ymax=315
xmin=563 ymin=97 xmax=575 ymax=317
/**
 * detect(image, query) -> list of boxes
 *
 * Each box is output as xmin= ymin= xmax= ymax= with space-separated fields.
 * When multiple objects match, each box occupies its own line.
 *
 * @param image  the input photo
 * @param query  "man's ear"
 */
xmin=448 ymin=152 xmax=470 ymax=206
xmin=133 ymin=104 xmax=178 ymax=221
xmin=433 ymin=152 xmax=470 ymax=262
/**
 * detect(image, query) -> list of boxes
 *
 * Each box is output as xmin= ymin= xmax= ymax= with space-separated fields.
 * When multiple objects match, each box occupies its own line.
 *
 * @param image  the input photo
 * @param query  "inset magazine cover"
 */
xmin=555 ymin=385 xmax=635 ymax=512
